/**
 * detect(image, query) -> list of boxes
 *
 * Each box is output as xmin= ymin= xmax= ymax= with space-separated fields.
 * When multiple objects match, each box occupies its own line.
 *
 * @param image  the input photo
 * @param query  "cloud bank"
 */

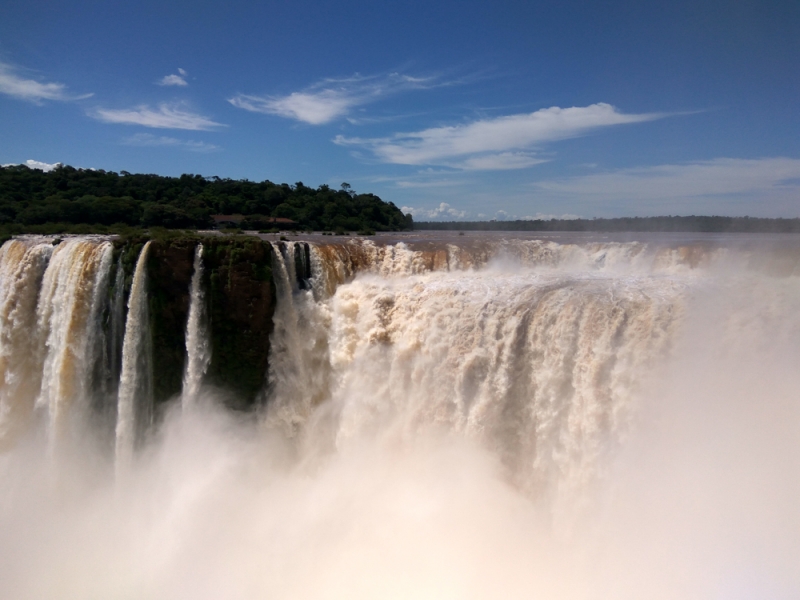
xmin=401 ymin=202 xmax=467 ymax=219
xmin=0 ymin=62 xmax=92 ymax=103
xmin=1 ymin=159 xmax=62 ymax=172
xmin=91 ymin=103 xmax=225 ymax=130
xmin=228 ymin=72 xmax=442 ymax=125
xmin=336 ymin=103 xmax=663 ymax=170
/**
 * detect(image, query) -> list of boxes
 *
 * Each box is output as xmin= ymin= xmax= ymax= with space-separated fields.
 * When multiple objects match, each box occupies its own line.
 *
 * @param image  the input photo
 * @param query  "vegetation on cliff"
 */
xmin=109 ymin=234 xmax=276 ymax=410
xmin=0 ymin=164 xmax=413 ymax=233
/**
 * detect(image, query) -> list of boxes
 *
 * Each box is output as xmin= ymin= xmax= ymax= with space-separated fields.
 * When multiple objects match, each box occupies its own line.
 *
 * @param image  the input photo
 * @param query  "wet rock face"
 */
xmin=146 ymin=239 xmax=195 ymax=406
xmin=113 ymin=236 xmax=275 ymax=410
xmin=203 ymin=239 xmax=274 ymax=408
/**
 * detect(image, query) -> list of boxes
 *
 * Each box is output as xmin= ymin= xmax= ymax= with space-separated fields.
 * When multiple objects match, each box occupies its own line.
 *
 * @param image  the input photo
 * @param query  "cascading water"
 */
xmin=266 ymin=239 xmax=688 ymax=513
xmin=266 ymin=242 xmax=332 ymax=436
xmin=0 ymin=232 xmax=797 ymax=599
xmin=182 ymin=243 xmax=210 ymax=406
xmin=34 ymin=239 xmax=113 ymax=450
xmin=108 ymin=251 xmax=126 ymax=393
xmin=0 ymin=239 xmax=54 ymax=446
xmin=115 ymin=241 xmax=153 ymax=465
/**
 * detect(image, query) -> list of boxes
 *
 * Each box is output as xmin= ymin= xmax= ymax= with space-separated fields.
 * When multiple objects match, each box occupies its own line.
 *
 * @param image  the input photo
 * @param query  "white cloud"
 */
xmin=335 ymin=103 xmax=663 ymax=169
xmin=0 ymin=62 xmax=92 ymax=103
xmin=91 ymin=102 xmax=225 ymax=130
xmin=122 ymin=133 xmax=220 ymax=152
xmin=533 ymin=158 xmax=800 ymax=211
xmin=401 ymin=202 xmax=467 ymax=219
xmin=230 ymin=90 xmax=354 ymax=125
xmin=158 ymin=75 xmax=187 ymax=86
xmin=2 ymin=159 xmax=62 ymax=172
xmin=157 ymin=69 xmax=188 ymax=86
xmin=228 ymin=72 xmax=442 ymax=125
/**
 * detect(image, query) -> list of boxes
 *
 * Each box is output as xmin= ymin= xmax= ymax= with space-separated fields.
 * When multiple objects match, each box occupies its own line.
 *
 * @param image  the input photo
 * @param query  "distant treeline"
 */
xmin=0 ymin=164 xmax=413 ymax=233
xmin=414 ymin=216 xmax=800 ymax=233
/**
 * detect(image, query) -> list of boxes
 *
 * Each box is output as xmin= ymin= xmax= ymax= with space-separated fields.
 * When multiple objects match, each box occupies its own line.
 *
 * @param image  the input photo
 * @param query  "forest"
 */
xmin=0 ymin=164 xmax=413 ymax=234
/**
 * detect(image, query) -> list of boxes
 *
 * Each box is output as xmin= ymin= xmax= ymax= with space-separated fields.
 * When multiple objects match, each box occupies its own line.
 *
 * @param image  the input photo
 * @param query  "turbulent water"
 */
xmin=115 ymin=240 xmax=153 ymax=465
xmin=0 ymin=232 xmax=799 ymax=599
xmin=182 ymin=243 xmax=210 ymax=407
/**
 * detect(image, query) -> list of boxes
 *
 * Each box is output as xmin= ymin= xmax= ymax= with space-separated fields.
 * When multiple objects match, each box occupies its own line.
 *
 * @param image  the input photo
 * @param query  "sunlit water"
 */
xmin=0 ymin=233 xmax=798 ymax=599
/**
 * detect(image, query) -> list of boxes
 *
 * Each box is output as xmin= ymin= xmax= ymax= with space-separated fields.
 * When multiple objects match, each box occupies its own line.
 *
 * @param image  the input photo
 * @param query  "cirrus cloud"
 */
xmin=228 ymin=72 xmax=444 ymax=125
xmin=0 ymin=61 xmax=92 ymax=103
xmin=536 ymin=157 xmax=800 ymax=198
xmin=90 ymin=102 xmax=225 ymax=130
xmin=121 ymin=133 xmax=220 ymax=152
xmin=335 ymin=103 xmax=664 ymax=170
xmin=532 ymin=157 xmax=800 ymax=216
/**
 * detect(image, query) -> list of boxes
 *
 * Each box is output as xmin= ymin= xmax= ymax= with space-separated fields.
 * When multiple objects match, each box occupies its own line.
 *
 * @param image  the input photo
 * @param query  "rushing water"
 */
xmin=0 ymin=233 xmax=798 ymax=599
xmin=115 ymin=241 xmax=153 ymax=466
xmin=182 ymin=243 xmax=211 ymax=407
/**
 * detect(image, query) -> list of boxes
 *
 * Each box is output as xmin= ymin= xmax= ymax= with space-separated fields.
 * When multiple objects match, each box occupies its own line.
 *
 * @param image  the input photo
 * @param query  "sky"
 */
xmin=1 ymin=0 xmax=798 ymax=220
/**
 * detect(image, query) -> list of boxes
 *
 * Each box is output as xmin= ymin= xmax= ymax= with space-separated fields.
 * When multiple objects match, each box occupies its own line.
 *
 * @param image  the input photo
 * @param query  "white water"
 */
xmin=266 ymin=242 xmax=333 ymax=436
xmin=0 ymin=239 xmax=53 ymax=446
xmin=182 ymin=243 xmax=211 ymax=407
xmin=109 ymin=251 xmax=126 ymax=390
xmin=115 ymin=241 xmax=153 ymax=465
xmin=35 ymin=239 xmax=113 ymax=450
xmin=0 ymin=234 xmax=798 ymax=599
xmin=266 ymin=241 xmax=690 ymax=523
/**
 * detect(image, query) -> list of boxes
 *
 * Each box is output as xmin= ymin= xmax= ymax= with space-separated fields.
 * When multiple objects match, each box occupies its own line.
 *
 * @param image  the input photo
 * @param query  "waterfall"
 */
xmin=263 ymin=239 xmax=689 ymax=512
xmin=181 ymin=243 xmax=210 ymax=406
xmin=115 ymin=241 xmax=153 ymax=464
xmin=108 ymin=251 xmax=126 ymax=392
xmin=0 ymin=233 xmax=799 ymax=599
xmin=0 ymin=239 xmax=53 ymax=446
xmin=265 ymin=242 xmax=332 ymax=436
xmin=33 ymin=239 xmax=113 ymax=449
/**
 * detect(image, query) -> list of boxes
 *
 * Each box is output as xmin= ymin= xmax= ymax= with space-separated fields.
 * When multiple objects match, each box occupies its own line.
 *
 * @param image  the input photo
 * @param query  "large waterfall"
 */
xmin=0 ymin=232 xmax=798 ymax=599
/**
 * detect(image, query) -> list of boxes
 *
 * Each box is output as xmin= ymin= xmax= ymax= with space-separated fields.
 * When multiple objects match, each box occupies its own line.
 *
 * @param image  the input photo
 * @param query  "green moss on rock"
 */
xmin=110 ymin=234 xmax=275 ymax=410
xmin=203 ymin=238 xmax=275 ymax=408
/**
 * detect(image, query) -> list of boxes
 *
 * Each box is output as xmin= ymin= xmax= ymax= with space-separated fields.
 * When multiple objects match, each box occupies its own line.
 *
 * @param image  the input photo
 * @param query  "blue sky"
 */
xmin=1 ymin=0 xmax=798 ymax=219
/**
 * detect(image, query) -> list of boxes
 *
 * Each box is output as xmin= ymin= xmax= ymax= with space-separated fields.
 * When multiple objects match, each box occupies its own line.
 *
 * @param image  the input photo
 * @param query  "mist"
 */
xmin=0 ymin=236 xmax=798 ymax=599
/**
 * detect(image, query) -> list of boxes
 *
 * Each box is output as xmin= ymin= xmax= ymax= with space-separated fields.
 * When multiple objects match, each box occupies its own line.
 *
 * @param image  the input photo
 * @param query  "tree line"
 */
xmin=414 ymin=216 xmax=800 ymax=233
xmin=0 ymin=164 xmax=413 ymax=233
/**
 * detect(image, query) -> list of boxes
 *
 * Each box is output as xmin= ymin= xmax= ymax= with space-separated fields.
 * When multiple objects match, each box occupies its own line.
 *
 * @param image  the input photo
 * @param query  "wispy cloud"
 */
xmin=229 ymin=72 xmax=444 ymax=125
xmin=335 ymin=103 xmax=664 ymax=170
xmin=122 ymin=133 xmax=220 ymax=152
xmin=1 ymin=159 xmax=62 ymax=172
xmin=91 ymin=102 xmax=225 ymax=130
xmin=0 ymin=61 xmax=92 ymax=103
xmin=517 ymin=212 xmax=582 ymax=221
xmin=157 ymin=68 xmax=188 ymax=86
xmin=534 ymin=157 xmax=800 ymax=202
